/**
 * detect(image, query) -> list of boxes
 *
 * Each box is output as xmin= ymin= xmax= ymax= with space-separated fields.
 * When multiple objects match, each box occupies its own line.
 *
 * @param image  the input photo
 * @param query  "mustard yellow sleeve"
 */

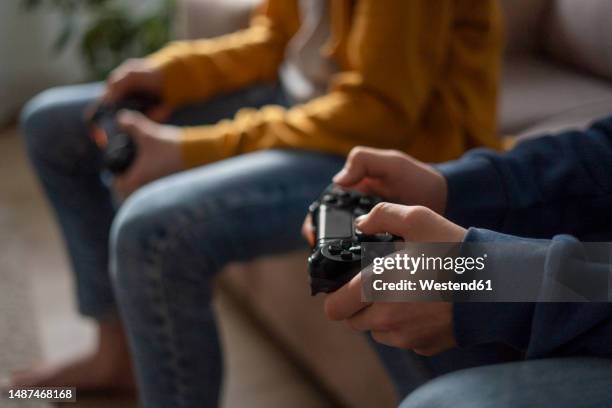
xmin=146 ymin=0 xmax=300 ymax=107
xmin=178 ymin=0 xmax=502 ymax=167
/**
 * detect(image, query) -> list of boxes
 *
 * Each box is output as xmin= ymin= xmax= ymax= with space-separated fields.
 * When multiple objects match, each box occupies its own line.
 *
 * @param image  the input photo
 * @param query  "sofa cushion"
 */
xmin=220 ymin=253 xmax=398 ymax=408
xmin=500 ymin=55 xmax=612 ymax=134
xmin=515 ymin=99 xmax=612 ymax=141
xmin=543 ymin=0 xmax=612 ymax=81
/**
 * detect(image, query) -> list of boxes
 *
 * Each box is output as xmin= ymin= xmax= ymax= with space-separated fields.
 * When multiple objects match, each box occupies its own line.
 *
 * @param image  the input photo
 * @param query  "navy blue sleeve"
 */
xmin=436 ymin=117 xmax=612 ymax=239
xmin=454 ymin=228 xmax=612 ymax=359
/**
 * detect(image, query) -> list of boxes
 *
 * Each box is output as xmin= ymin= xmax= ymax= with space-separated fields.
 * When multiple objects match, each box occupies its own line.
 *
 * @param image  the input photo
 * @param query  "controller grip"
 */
xmin=90 ymin=93 xmax=160 ymax=175
xmin=104 ymin=132 xmax=137 ymax=174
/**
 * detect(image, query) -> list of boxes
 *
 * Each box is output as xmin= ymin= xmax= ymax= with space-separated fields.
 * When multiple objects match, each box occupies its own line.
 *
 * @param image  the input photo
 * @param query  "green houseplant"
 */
xmin=22 ymin=0 xmax=175 ymax=79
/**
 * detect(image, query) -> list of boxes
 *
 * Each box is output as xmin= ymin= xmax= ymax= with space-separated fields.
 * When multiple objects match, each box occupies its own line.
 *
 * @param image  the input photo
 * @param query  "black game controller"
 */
xmin=89 ymin=93 xmax=160 ymax=175
xmin=307 ymin=184 xmax=397 ymax=295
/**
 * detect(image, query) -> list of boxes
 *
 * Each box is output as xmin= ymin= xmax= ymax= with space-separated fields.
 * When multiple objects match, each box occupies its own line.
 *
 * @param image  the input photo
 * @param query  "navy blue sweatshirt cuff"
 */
xmin=452 ymin=228 xmax=535 ymax=350
xmin=453 ymin=228 xmax=612 ymax=356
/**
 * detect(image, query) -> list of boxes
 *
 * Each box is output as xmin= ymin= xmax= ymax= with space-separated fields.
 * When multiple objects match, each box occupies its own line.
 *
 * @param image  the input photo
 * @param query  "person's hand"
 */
xmin=328 ymin=276 xmax=455 ymax=356
xmin=334 ymin=146 xmax=448 ymax=214
xmin=302 ymin=147 xmax=449 ymax=245
xmin=104 ymin=59 xmax=164 ymax=103
xmin=356 ymin=203 xmax=466 ymax=242
xmin=302 ymin=215 xmax=315 ymax=247
xmin=113 ymin=110 xmax=184 ymax=198
xmin=323 ymin=203 xmax=466 ymax=356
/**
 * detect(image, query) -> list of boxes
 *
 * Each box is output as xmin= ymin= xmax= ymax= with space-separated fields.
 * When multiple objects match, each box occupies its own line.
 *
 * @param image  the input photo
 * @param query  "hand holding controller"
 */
xmin=307 ymin=184 xmax=398 ymax=295
xmin=89 ymin=93 xmax=161 ymax=175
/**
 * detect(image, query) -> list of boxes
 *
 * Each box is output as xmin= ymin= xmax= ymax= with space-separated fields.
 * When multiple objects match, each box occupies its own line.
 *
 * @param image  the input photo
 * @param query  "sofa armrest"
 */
xmin=541 ymin=0 xmax=612 ymax=82
xmin=219 ymin=254 xmax=398 ymax=408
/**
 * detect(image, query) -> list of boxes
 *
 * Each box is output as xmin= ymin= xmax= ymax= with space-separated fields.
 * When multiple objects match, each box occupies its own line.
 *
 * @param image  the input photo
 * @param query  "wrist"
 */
xmin=435 ymin=156 xmax=506 ymax=229
xmin=417 ymin=168 xmax=447 ymax=215
xmin=429 ymin=170 xmax=448 ymax=215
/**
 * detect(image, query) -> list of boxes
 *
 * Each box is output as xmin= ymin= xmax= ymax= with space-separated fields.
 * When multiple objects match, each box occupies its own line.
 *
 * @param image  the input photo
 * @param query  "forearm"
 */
xmin=178 ymin=87 xmax=410 ymax=167
xmin=438 ymin=118 xmax=612 ymax=237
xmin=148 ymin=24 xmax=285 ymax=107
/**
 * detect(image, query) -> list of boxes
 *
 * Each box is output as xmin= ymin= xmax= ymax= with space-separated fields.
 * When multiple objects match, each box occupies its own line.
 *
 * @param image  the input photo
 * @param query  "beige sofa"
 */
xmin=175 ymin=1 xmax=612 ymax=406
xmin=501 ymin=0 xmax=612 ymax=136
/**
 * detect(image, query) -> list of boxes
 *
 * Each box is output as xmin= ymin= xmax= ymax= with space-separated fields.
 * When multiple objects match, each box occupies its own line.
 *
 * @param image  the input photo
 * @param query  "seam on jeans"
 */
xmin=142 ymin=214 xmax=192 ymax=408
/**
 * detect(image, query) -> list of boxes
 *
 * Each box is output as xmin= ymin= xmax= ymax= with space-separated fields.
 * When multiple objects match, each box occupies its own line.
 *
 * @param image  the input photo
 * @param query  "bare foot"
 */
xmin=2 ymin=320 xmax=135 ymax=393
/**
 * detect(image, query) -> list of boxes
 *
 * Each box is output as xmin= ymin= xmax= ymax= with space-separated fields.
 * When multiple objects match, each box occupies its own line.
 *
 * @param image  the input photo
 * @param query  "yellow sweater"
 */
xmin=147 ymin=0 xmax=502 ymax=167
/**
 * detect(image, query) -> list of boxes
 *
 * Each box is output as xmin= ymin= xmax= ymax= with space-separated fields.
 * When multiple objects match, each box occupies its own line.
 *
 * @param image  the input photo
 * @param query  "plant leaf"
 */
xmin=53 ymin=14 xmax=75 ymax=52
xmin=21 ymin=0 xmax=43 ymax=11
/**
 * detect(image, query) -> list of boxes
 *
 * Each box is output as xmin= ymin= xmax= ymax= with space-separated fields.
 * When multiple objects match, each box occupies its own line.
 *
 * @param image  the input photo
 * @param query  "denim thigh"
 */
xmin=20 ymin=80 xmax=288 ymax=319
xmin=110 ymin=149 xmax=344 ymax=407
xmin=400 ymin=357 xmax=612 ymax=408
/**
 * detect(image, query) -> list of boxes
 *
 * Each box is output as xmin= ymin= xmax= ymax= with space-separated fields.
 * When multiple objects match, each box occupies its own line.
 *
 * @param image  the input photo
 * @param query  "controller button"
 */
xmin=322 ymin=194 xmax=337 ymax=204
xmin=359 ymin=196 xmax=374 ymax=208
xmin=328 ymin=244 xmax=342 ymax=255
xmin=337 ymin=199 xmax=352 ymax=208
xmin=376 ymin=233 xmax=394 ymax=242
xmin=354 ymin=208 xmax=366 ymax=217
xmin=341 ymin=240 xmax=352 ymax=249
xmin=340 ymin=250 xmax=353 ymax=260
xmin=358 ymin=234 xmax=378 ymax=242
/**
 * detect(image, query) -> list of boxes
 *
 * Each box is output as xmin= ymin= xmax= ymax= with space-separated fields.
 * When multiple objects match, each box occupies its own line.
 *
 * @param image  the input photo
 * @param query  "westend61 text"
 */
xmin=372 ymin=279 xmax=493 ymax=292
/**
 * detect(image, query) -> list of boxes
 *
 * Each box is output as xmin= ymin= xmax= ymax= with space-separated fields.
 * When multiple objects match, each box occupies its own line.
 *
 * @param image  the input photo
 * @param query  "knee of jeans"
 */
xmin=21 ymin=90 xmax=60 ymax=148
xmin=110 ymin=190 xmax=160 ymax=293
xmin=399 ymin=367 xmax=500 ymax=408
xmin=111 ymin=188 xmax=162 ymax=259
xmin=20 ymin=88 xmax=87 ymax=159
xmin=110 ymin=184 xmax=195 ymax=285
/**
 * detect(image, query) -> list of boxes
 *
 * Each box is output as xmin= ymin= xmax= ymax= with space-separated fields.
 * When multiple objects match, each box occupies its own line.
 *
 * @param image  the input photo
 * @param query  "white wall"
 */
xmin=0 ymin=0 xmax=174 ymax=127
xmin=0 ymin=2 xmax=87 ymax=127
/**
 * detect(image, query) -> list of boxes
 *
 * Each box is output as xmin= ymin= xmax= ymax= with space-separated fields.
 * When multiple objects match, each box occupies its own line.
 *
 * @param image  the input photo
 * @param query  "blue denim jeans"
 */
xmin=22 ymin=82 xmax=610 ymax=407
xmin=21 ymin=81 xmax=308 ymax=320
xmin=400 ymin=357 xmax=612 ymax=408
xmin=21 ymin=82 xmax=347 ymax=406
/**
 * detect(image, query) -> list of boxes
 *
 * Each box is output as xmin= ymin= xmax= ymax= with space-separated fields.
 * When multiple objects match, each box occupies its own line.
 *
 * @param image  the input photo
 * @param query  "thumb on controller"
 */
xmin=357 ymin=203 xmax=466 ymax=243
xmin=356 ymin=202 xmax=411 ymax=240
xmin=117 ymin=110 xmax=155 ymax=144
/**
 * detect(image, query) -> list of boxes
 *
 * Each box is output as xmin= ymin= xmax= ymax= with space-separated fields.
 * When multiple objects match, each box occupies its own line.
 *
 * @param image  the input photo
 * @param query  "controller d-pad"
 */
xmin=323 ymin=194 xmax=337 ymax=204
